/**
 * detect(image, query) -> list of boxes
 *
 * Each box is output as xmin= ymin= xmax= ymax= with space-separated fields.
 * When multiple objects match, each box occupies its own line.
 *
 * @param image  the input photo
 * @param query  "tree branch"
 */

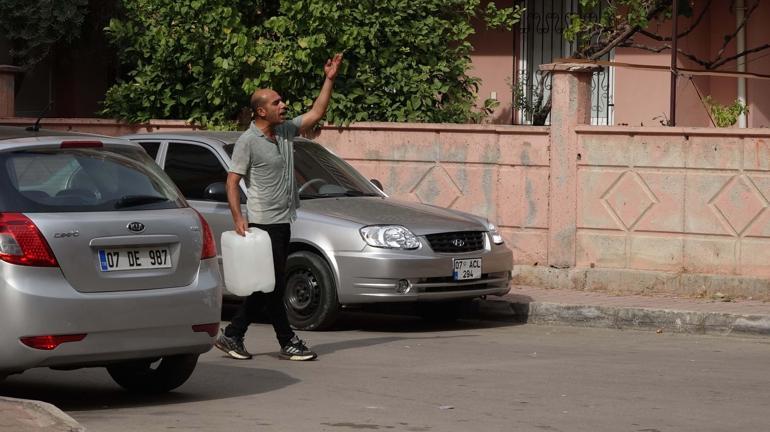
xmin=622 ymin=39 xmax=770 ymax=70
xmin=711 ymin=43 xmax=770 ymax=69
xmin=620 ymin=42 xmax=710 ymax=68
xmin=586 ymin=2 xmax=669 ymax=60
xmin=712 ymin=0 xmax=759 ymax=63
xmin=638 ymin=0 xmax=712 ymax=41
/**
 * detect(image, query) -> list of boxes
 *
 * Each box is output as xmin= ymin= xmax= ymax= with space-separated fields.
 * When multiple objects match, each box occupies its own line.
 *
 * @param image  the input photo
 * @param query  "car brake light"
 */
xmin=20 ymin=334 xmax=87 ymax=350
xmin=0 ymin=213 xmax=58 ymax=267
xmin=194 ymin=210 xmax=217 ymax=259
xmin=192 ymin=323 xmax=219 ymax=337
xmin=60 ymin=141 xmax=103 ymax=149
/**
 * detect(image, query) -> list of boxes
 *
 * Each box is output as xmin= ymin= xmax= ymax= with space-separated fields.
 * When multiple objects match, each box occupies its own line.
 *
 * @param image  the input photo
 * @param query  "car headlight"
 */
xmin=488 ymin=221 xmax=504 ymax=245
xmin=360 ymin=225 xmax=421 ymax=249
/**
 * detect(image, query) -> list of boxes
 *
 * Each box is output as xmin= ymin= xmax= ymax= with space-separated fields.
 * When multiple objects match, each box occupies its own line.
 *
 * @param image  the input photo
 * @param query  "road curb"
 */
xmin=471 ymin=298 xmax=770 ymax=337
xmin=0 ymin=396 xmax=84 ymax=432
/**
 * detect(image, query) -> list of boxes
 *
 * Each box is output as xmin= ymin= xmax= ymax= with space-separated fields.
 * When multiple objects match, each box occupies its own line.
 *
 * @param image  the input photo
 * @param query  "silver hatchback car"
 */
xmin=0 ymin=127 xmax=221 ymax=393
xmin=123 ymin=132 xmax=512 ymax=330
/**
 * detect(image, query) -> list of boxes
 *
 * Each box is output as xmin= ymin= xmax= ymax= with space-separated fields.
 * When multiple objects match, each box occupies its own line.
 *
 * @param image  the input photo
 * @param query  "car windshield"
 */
xmin=0 ymin=147 xmax=185 ymax=212
xmin=224 ymin=141 xmax=384 ymax=200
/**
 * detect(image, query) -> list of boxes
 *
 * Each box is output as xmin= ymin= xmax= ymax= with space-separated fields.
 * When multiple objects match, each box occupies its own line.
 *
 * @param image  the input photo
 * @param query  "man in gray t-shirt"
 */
xmin=215 ymin=53 xmax=343 ymax=361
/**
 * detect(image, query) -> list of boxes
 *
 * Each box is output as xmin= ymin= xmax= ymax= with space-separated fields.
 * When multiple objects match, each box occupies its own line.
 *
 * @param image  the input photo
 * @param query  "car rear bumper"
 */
xmin=332 ymin=245 xmax=513 ymax=304
xmin=0 ymin=259 xmax=222 ymax=374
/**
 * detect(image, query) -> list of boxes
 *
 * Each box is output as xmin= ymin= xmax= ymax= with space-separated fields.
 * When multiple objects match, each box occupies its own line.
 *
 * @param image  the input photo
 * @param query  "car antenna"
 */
xmin=26 ymin=102 xmax=52 ymax=132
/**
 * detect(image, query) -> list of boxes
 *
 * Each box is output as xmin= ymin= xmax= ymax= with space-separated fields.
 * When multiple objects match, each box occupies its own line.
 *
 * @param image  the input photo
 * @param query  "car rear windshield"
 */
xmin=0 ymin=146 xmax=185 ymax=212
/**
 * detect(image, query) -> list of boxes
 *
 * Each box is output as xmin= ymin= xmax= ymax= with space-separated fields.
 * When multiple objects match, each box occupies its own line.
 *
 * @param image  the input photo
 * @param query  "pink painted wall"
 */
xmin=611 ymin=0 xmax=770 ymax=128
xmin=747 ymin=2 xmax=770 ymax=128
xmin=0 ymin=117 xmax=199 ymax=136
xmin=468 ymin=0 xmax=516 ymax=124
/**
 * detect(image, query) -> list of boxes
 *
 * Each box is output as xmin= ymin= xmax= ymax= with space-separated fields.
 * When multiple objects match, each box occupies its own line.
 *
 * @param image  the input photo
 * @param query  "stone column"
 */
xmin=0 ymin=65 xmax=22 ymax=117
xmin=540 ymin=63 xmax=600 ymax=268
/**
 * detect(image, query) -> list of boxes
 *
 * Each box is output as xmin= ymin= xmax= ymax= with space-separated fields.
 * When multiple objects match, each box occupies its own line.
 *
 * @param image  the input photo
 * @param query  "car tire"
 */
xmin=285 ymin=251 xmax=340 ymax=331
xmin=416 ymin=299 xmax=471 ymax=322
xmin=106 ymin=354 xmax=198 ymax=394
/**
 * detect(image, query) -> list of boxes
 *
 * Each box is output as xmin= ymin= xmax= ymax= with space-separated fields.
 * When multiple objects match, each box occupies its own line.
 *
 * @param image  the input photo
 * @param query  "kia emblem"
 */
xmin=127 ymin=222 xmax=145 ymax=233
xmin=452 ymin=239 xmax=465 ymax=248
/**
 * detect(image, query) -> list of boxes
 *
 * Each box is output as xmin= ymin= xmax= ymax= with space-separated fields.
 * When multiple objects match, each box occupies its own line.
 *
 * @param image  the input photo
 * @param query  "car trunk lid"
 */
xmin=27 ymin=209 xmax=203 ymax=293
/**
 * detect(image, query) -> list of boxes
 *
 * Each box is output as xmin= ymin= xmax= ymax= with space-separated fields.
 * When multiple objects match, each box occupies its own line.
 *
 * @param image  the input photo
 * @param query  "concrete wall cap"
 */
xmin=0 ymin=65 xmax=23 ymax=74
xmin=539 ymin=62 xmax=603 ymax=73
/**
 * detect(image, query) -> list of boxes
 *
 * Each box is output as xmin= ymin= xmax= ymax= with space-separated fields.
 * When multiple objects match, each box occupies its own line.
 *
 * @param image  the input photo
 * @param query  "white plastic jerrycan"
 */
xmin=221 ymin=228 xmax=275 ymax=296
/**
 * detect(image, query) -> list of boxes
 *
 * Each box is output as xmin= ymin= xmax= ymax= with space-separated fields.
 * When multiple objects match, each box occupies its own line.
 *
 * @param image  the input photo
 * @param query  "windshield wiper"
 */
xmin=341 ymin=190 xmax=380 ymax=197
xmin=300 ymin=190 xmax=380 ymax=200
xmin=114 ymin=195 xmax=170 ymax=208
xmin=299 ymin=192 xmax=325 ymax=200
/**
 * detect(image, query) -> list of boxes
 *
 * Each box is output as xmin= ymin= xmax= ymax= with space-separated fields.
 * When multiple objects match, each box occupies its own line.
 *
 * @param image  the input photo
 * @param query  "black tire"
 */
xmin=416 ymin=299 xmax=472 ymax=322
xmin=107 ymin=354 xmax=198 ymax=394
xmin=284 ymin=251 xmax=340 ymax=330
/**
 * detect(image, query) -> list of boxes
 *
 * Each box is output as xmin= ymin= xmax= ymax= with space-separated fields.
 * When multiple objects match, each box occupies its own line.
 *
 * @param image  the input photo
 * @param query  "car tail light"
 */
xmin=194 ymin=210 xmax=217 ymax=259
xmin=192 ymin=323 xmax=219 ymax=337
xmin=20 ymin=334 xmax=87 ymax=350
xmin=60 ymin=141 xmax=103 ymax=149
xmin=0 ymin=213 xmax=58 ymax=267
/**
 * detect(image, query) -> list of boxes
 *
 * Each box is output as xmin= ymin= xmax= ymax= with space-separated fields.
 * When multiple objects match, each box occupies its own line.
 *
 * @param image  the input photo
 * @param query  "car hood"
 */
xmin=300 ymin=197 xmax=485 ymax=235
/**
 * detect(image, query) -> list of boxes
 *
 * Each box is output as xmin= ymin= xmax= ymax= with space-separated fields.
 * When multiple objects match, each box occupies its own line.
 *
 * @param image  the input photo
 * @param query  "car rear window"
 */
xmin=0 ymin=146 xmax=185 ymax=212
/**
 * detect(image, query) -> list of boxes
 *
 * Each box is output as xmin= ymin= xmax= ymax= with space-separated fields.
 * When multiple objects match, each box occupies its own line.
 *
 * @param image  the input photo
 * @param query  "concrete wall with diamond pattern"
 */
xmin=314 ymin=123 xmax=551 ymax=268
xmin=577 ymin=130 xmax=770 ymax=275
xmin=312 ymin=63 xmax=770 ymax=300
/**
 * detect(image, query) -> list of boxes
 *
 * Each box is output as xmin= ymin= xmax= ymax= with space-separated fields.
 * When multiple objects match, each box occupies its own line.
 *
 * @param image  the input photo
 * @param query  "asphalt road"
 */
xmin=1 ymin=312 xmax=768 ymax=432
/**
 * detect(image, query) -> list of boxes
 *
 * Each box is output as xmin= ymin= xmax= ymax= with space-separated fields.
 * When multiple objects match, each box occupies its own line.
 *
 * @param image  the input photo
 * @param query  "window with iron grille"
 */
xmin=516 ymin=0 xmax=614 ymax=126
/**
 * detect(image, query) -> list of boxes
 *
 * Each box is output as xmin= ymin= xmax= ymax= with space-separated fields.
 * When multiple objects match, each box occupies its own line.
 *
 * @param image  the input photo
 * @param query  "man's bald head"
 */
xmin=250 ymin=89 xmax=276 ymax=113
xmin=249 ymin=89 xmax=286 ymax=125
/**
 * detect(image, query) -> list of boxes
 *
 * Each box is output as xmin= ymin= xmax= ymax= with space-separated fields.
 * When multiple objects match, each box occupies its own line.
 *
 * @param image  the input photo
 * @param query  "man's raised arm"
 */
xmin=300 ymin=53 xmax=343 ymax=133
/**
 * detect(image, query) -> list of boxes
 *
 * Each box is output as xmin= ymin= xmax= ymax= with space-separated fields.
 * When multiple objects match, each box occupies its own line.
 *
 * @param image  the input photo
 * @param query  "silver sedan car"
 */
xmin=0 ymin=127 xmax=221 ymax=392
xmin=123 ymin=132 xmax=512 ymax=330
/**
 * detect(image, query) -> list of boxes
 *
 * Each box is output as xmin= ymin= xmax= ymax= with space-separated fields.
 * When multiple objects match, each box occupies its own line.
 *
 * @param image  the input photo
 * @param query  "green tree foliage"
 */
xmin=102 ymin=0 xmax=523 ymax=126
xmin=0 ymin=0 xmax=89 ymax=70
xmin=102 ymin=0 xmax=271 ymax=124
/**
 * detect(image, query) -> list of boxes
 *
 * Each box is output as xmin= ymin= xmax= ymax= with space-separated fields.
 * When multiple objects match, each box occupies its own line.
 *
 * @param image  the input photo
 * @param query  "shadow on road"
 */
xmin=0 ymin=361 xmax=299 ymax=411
xmin=328 ymin=311 xmax=519 ymax=333
xmin=223 ymin=296 xmax=531 ymax=333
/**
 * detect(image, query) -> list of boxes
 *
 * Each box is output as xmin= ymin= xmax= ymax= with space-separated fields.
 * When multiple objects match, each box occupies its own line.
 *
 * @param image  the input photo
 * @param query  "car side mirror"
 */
xmin=203 ymin=182 xmax=228 ymax=202
xmin=370 ymin=179 xmax=383 ymax=192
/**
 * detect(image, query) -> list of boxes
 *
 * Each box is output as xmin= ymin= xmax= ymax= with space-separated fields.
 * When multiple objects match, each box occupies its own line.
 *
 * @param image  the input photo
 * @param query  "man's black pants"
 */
xmin=224 ymin=223 xmax=295 ymax=347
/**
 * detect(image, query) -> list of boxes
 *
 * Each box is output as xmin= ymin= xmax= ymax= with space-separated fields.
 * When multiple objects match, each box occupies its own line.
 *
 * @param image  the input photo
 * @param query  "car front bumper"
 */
xmin=332 ymin=244 xmax=513 ymax=304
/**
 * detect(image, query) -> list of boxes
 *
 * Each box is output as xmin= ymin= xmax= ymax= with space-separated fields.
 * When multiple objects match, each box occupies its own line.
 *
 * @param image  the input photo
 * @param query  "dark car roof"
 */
xmin=0 ymin=126 xmax=106 ymax=141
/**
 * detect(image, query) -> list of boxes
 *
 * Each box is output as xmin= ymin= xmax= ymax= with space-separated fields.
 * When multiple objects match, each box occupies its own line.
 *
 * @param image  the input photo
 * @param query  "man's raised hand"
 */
xmin=325 ymin=53 xmax=343 ymax=81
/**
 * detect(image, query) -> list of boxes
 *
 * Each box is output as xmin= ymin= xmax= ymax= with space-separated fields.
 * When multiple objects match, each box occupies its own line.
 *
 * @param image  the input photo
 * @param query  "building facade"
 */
xmin=470 ymin=0 xmax=770 ymax=128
